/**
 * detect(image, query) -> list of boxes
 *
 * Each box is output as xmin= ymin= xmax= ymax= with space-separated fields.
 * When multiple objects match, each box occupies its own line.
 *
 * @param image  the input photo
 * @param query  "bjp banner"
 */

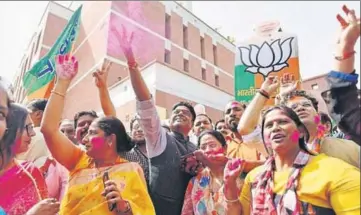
xmin=234 ymin=21 xmax=301 ymax=105
xmin=22 ymin=6 xmax=82 ymax=100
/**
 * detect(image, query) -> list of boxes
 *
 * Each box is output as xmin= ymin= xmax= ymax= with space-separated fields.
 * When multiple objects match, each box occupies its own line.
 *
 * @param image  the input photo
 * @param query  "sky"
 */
xmin=0 ymin=1 xmax=360 ymax=84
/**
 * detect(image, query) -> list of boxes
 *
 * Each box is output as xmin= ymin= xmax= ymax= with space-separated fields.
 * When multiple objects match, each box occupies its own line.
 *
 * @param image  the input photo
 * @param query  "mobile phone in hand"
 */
xmin=103 ymin=171 xmax=116 ymax=211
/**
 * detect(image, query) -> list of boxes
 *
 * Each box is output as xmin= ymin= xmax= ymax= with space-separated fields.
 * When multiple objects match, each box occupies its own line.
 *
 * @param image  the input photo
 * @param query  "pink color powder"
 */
xmin=230 ymin=102 xmax=240 ymax=108
xmin=90 ymin=136 xmax=106 ymax=151
xmin=107 ymin=2 xmax=163 ymax=64
xmin=314 ymin=115 xmax=321 ymax=124
xmin=291 ymin=130 xmax=300 ymax=142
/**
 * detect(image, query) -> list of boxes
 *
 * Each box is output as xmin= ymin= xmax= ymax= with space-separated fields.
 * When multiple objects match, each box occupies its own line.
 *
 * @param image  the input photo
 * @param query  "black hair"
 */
xmin=282 ymin=90 xmax=319 ymax=111
xmin=96 ymin=116 xmax=134 ymax=153
xmin=26 ymin=99 xmax=48 ymax=112
xmin=197 ymin=129 xmax=227 ymax=148
xmin=172 ymin=101 xmax=196 ymax=122
xmin=1 ymin=103 xmax=28 ymax=169
xmin=319 ymin=112 xmax=333 ymax=133
xmin=195 ymin=114 xmax=213 ymax=124
xmin=129 ymin=117 xmax=137 ymax=132
xmin=214 ymin=119 xmax=225 ymax=129
xmin=261 ymin=105 xmax=315 ymax=156
xmin=0 ymin=84 xmax=11 ymax=112
xmin=59 ymin=119 xmax=74 ymax=126
xmin=73 ymin=110 xmax=98 ymax=128
xmin=226 ymin=100 xmax=247 ymax=111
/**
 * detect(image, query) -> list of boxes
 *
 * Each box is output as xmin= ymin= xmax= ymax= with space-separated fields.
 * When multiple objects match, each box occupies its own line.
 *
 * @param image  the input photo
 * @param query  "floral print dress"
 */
xmin=181 ymin=168 xmax=242 ymax=215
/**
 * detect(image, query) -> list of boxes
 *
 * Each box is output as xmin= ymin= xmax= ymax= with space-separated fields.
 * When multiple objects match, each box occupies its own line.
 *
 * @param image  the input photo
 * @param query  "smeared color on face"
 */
xmin=291 ymin=130 xmax=300 ymax=142
xmin=90 ymin=136 xmax=106 ymax=151
xmin=314 ymin=115 xmax=321 ymax=124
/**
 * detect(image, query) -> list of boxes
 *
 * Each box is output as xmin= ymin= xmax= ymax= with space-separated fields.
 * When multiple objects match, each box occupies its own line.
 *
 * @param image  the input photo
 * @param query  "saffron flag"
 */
xmin=22 ymin=6 xmax=82 ymax=100
xmin=234 ymin=21 xmax=301 ymax=105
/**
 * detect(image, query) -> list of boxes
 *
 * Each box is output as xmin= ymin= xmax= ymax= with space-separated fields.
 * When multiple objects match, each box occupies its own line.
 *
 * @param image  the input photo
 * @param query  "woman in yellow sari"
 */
xmin=40 ymin=54 xmax=155 ymax=215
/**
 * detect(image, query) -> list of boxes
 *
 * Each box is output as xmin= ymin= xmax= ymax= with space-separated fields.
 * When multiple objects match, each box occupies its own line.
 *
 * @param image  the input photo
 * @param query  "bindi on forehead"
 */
xmin=230 ymin=102 xmax=240 ymax=108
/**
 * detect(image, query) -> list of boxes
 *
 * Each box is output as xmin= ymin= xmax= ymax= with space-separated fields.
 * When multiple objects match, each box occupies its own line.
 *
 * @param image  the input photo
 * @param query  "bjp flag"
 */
xmin=234 ymin=21 xmax=301 ymax=106
xmin=22 ymin=6 xmax=82 ymax=100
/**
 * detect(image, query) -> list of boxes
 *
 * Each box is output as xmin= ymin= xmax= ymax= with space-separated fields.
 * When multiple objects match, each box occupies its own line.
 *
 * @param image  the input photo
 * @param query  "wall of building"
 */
xmin=301 ymin=74 xmax=329 ymax=114
xmin=13 ymin=1 xmax=236 ymax=125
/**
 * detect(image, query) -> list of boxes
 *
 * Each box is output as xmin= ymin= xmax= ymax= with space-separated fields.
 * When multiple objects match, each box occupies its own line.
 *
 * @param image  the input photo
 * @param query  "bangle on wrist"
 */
xmin=258 ymin=89 xmax=270 ymax=99
xmin=223 ymin=187 xmax=240 ymax=203
xmin=51 ymin=90 xmax=65 ymax=98
xmin=117 ymin=201 xmax=131 ymax=214
xmin=334 ymin=50 xmax=356 ymax=61
xmin=224 ymin=196 xmax=240 ymax=203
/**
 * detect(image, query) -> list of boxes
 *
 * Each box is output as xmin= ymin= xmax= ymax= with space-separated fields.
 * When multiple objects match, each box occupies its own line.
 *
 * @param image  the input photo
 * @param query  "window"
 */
xmin=165 ymin=15 xmax=171 ymax=39
xmin=200 ymin=36 xmax=205 ymax=59
xmin=183 ymin=25 xmax=188 ymax=49
xmin=311 ymin=84 xmax=319 ymax=90
xmin=215 ymin=74 xmax=219 ymax=86
xmin=201 ymin=68 xmax=206 ymax=80
xmin=183 ymin=59 xmax=189 ymax=72
xmin=164 ymin=50 xmax=171 ymax=64
xmin=213 ymin=45 xmax=217 ymax=65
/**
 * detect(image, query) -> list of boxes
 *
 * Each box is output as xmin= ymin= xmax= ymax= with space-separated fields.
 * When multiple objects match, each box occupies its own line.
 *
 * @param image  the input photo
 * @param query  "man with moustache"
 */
xmin=224 ymin=101 xmax=268 ymax=173
xmin=118 ymin=30 xmax=200 ymax=214
xmin=59 ymin=119 xmax=78 ymax=144
xmin=73 ymin=110 xmax=99 ymax=142
xmin=191 ymin=114 xmax=213 ymax=143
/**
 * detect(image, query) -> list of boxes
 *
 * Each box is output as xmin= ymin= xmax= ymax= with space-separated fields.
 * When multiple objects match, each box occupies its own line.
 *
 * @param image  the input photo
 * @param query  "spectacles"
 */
xmin=290 ymin=101 xmax=313 ymax=109
xmin=25 ymin=124 xmax=35 ymax=136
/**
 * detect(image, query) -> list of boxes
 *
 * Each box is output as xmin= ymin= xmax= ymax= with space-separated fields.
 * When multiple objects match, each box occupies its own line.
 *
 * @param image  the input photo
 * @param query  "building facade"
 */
xmin=301 ymin=73 xmax=331 ymax=114
xmin=12 ymin=1 xmax=236 ymax=129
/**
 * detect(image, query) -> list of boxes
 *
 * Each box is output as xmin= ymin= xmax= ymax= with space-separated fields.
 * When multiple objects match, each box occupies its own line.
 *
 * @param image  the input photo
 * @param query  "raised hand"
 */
xmin=93 ymin=59 xmax=112 ymax=88
xmin=224 ymin=159 xmax=245 ymax=182
xmin=336 ymin=5 xmax=360 ymax=50
xmin=260 ymin=76 xmax=279 ymax=95
xmin=55 ymin=54 xmax=79 ymax=82
xmin=279 ymin=73 xmax=298 ymax=96
xmin=26 ymin=198 xmax=60 ymax=215
xmin=112 ymin=25 xmax=135 ymax=63
xmin=223 ymin=159 xmax=245 ymax=201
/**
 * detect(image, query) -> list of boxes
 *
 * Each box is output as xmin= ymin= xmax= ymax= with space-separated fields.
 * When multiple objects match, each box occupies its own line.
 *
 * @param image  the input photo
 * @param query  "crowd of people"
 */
xmin=0 ymin=5 xmax=360 ymax=215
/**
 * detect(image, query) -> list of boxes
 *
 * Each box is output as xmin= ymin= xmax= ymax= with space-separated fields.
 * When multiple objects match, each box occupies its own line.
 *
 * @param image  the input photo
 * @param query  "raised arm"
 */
xmin=40 ymin=54 xmax=82 ymax=170
xmin=93 ymin=59 xmax=116 ymax=117
xmin=238 ymin=76 xmax=279 ymax=135
xmin=322 ymin=6 xmax=360 ymax=145
xmin=333 ymin=6 xmax=359 ymax=73
xmin=224 ymin=159 xmax=245 ymax=215
xmin=112 ymin=25 xmax=167 ymax=158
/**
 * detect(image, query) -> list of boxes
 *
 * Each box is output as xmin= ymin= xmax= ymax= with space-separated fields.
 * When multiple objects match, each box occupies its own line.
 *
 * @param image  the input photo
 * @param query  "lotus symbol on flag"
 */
xmin=239 ymin=37 xmax=294 ymax=77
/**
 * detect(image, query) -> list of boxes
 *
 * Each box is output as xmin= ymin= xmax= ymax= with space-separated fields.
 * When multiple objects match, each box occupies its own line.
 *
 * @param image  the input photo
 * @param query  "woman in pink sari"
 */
xmin=0 ymin=97 xmax=59 ymax=215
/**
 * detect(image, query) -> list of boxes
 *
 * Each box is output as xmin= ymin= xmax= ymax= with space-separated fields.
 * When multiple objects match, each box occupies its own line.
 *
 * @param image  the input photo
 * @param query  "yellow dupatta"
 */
xmin=60 ymin=152 xmax=155 ymax=215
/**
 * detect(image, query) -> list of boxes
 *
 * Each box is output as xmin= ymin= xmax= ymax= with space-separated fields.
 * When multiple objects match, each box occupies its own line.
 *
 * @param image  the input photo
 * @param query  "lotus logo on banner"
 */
xmin=234 ymin=20 xmax=301 ymax=104
xmin=239 ymin=37 xmax=294 ymax=77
